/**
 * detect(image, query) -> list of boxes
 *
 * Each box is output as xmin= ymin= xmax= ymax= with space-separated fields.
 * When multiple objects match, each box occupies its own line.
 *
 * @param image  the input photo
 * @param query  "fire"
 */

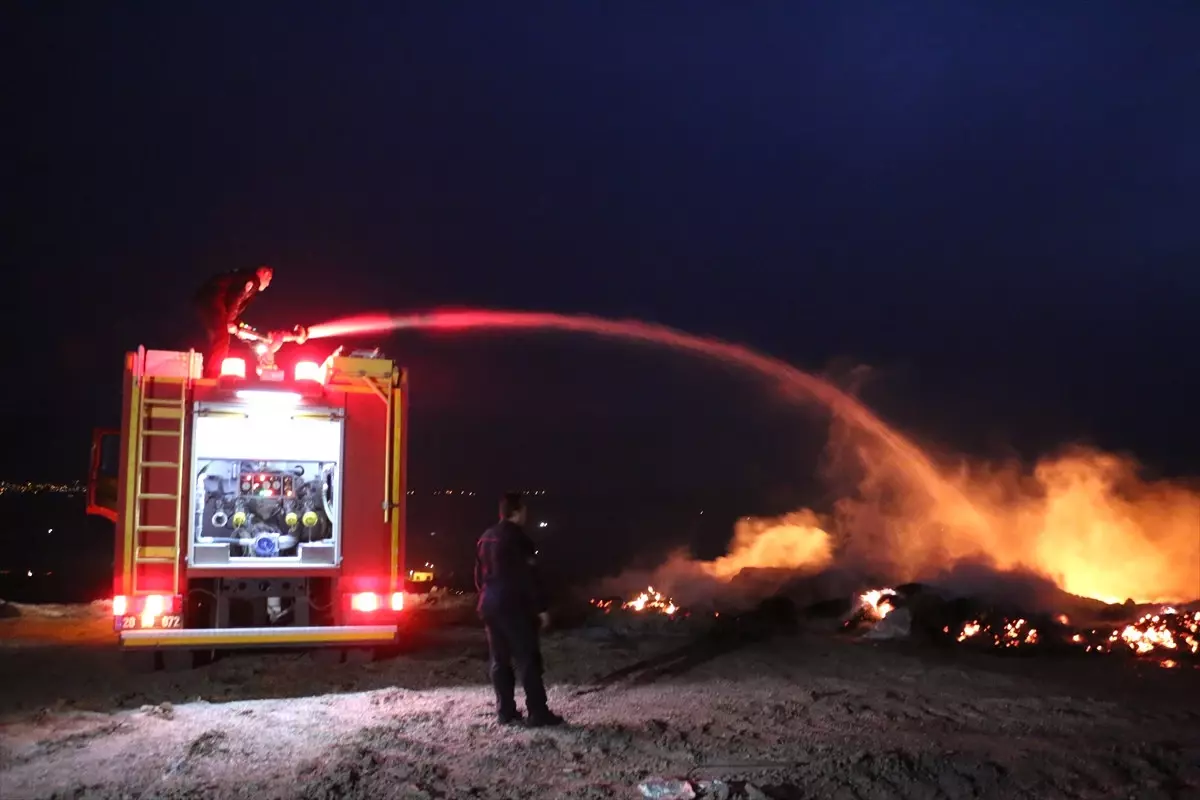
xmin=838 ymin=446 xmax=1200 ymax=605
xmin=588 ymin=586 xmax=681 ymax=616
xmin=1111 ymin=608 xmax=1199 ymax=655
xmin=948 ymin=618 xmax=1040 ymax=648
xmin=859 ymin=588 xmax=897 ymax=620
xmin=643 ymin=448 xmax=1198 ymax=611
xmin=940 ymin=606 xmax=1199 ymax=665
xmin=695 ymin=510 xmax=833 ymax=581
xmin=701 ymin=446 xmax=1200 ymax=607
xmin=623 ymin=586 xmax=678 ymax=616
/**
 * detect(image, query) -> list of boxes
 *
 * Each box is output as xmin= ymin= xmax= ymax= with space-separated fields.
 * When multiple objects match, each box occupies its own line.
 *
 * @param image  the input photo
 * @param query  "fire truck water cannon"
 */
xmin=230 ymin=323 xmax=311 ymax=374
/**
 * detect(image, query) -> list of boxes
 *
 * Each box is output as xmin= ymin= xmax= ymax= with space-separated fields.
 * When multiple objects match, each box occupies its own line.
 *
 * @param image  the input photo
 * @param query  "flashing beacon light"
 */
xmin=220 ymin=357 xmax=247 ymax=378
xmin=294 ymin=360 xmax=323 ymax=383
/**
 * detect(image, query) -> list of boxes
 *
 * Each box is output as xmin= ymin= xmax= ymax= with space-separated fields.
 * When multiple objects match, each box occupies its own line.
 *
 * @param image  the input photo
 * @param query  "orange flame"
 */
xmin=1110 ymin=608 xmax=1200 ymax=655
xmin=696 ymin=510 xmax=834 ymax=581
xmin=673 ymin=447 xmax=1199 ymax=606
xmin=833 ymin=445 xmax=1200 ymax=605
xmin=622 ymin=586 xmax=678 ymax=615
xmin=860 ymin=588 xmax=897 ymax=620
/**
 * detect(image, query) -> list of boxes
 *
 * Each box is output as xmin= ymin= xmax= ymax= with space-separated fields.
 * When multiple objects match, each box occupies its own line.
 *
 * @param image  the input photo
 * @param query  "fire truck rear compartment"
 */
xmin=188 ymin=408 xmax=346 ymax=568
xmin=194 ymin=459 xmax=335 ymax=559
xmin=95 ymin=347 xmax=408 ymax=665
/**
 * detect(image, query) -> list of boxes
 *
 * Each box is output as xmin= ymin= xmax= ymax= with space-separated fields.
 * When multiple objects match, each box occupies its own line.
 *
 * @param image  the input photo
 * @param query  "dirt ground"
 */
xmin=1 ymin=601 xmax=1198 ymax=800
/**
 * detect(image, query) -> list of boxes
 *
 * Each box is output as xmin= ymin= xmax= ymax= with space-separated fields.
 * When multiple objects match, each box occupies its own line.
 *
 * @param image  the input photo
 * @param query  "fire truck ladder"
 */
xmin=127 ymin=348 xmax=194 ymax=597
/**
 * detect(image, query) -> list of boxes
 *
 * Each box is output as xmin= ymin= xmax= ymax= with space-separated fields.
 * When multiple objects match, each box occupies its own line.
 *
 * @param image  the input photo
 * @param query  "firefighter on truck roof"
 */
xmin=474 ymin=492 xmax=565 ymax=727
xmin=192 ymin=265 xmax=273 ymax=378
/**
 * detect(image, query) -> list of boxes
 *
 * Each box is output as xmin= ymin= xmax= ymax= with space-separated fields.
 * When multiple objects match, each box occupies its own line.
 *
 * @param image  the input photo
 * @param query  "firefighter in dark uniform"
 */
xmin=474 ymin=492 xmax=565 ymax=726
xmin=192 ymin=265 xmax=273 ymax=378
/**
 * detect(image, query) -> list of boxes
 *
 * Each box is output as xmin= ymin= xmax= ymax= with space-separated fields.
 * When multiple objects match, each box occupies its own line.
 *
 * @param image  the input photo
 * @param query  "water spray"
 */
xmin=306 ymin=309 xmax=981 ymax=524
xmin=304 ymin=309 xmax=1200 ymax=604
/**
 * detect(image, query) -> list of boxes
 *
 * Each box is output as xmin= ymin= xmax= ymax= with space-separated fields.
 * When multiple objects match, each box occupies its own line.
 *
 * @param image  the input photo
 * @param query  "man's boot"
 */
xmin=526 ymin=707 xmax=565 ymax=727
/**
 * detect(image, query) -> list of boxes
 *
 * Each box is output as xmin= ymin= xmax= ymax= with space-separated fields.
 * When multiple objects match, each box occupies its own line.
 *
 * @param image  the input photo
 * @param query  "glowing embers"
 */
xmin=1071 ymin=608 xmax=1200 ymax=656
xmin=220 ymin=357 xmax=247 ymax=378
xmin=590 ymin=585 xmax=679 ymax=616
xmin=950 ymin=617 xmax=1040 ymax=648
xmin=939 ymin=605 xmax=1200 ymax=667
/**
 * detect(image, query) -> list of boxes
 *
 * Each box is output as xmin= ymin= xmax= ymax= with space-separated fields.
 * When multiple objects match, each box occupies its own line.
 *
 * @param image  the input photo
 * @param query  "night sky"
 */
xmin=7 ymin=3 xmax=1199 ymax=496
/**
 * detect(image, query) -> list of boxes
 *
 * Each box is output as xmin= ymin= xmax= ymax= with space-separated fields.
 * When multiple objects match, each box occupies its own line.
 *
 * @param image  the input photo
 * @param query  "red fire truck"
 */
xmin=86 ymin=330 xmax=409 ymax=668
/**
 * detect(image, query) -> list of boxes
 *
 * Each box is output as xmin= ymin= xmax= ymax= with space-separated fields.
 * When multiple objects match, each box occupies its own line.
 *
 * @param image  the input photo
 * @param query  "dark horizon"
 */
xmin=7 ymin=4 xmax=1198 ymax=488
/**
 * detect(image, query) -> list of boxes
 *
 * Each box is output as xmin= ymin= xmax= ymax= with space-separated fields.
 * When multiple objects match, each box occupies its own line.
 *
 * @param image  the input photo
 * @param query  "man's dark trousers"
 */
xmin=482 ymin=609 xmax=548 ymax=715
xmin=195 ymin=299 xmax=232 ymax=379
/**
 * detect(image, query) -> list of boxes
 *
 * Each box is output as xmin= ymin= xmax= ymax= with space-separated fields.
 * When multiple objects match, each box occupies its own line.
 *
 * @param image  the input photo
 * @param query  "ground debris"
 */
xmin=639 ymin=778 xmax=697 ymax=799
xmin=2 ymin=600 xmax=1199 ymax=799
xmin=139 ymin=701 xmax=176 ymax=720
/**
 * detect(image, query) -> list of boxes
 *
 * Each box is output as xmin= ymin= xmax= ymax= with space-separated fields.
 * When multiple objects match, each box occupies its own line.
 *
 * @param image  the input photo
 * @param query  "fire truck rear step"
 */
xmin=120 ymin=625 xmax=398 ymax=649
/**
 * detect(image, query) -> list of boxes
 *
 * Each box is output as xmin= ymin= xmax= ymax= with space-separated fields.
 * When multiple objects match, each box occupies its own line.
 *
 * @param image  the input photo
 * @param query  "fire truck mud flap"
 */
xmin=119 ymin=624 xmax=398 ymax=649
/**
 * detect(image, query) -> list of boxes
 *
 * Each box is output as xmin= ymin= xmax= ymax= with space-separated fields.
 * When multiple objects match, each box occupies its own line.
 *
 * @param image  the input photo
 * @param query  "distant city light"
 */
xmin=0 ymin=481 xmax=86 ymax=496
xmin=538 ymin=521 xmax=548 ymax=528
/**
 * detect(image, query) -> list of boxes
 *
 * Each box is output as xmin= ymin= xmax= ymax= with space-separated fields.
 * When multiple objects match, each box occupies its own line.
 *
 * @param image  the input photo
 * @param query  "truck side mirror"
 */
xmin=87 ymin=428 xmax=121 ymax=522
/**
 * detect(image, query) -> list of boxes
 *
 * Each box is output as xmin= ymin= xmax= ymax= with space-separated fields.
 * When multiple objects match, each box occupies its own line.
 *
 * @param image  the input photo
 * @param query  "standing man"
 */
xmin=474 ymin=491 xmax=564 ymax=726
xmin=193 ymin=265 xmax=273 ymax=378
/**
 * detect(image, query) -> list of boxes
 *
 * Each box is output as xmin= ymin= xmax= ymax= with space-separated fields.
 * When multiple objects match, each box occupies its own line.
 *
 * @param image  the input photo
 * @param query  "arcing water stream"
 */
xmin=308 ymin=310 xmax=1200 ymax=605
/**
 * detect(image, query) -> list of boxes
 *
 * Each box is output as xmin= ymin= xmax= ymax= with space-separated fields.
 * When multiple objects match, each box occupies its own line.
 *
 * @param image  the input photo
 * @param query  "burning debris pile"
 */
xmin=585 ymin=586 xmax=711 ymax=636
xmin=948 ymin=616 xmax=1041 ymax=648
xmin=590 ymin=586 xmax=681 ymax=616
xmin=844 ymin=583 xmax=1200 ymax=668
xmin=1064 ymin=607 xmax=1200 ymax=665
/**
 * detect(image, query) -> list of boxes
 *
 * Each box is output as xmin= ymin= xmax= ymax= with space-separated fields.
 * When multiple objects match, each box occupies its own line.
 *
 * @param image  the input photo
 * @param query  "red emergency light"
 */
xmin=220 ymin=357 xmax=247 ymax=378
xmin=348 ymin=592 xmax=404 ymax=613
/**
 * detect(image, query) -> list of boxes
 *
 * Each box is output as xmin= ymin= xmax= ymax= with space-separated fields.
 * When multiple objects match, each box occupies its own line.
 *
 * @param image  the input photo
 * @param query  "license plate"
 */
xmin=118 ymin=614 xmax=183 ymax=630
